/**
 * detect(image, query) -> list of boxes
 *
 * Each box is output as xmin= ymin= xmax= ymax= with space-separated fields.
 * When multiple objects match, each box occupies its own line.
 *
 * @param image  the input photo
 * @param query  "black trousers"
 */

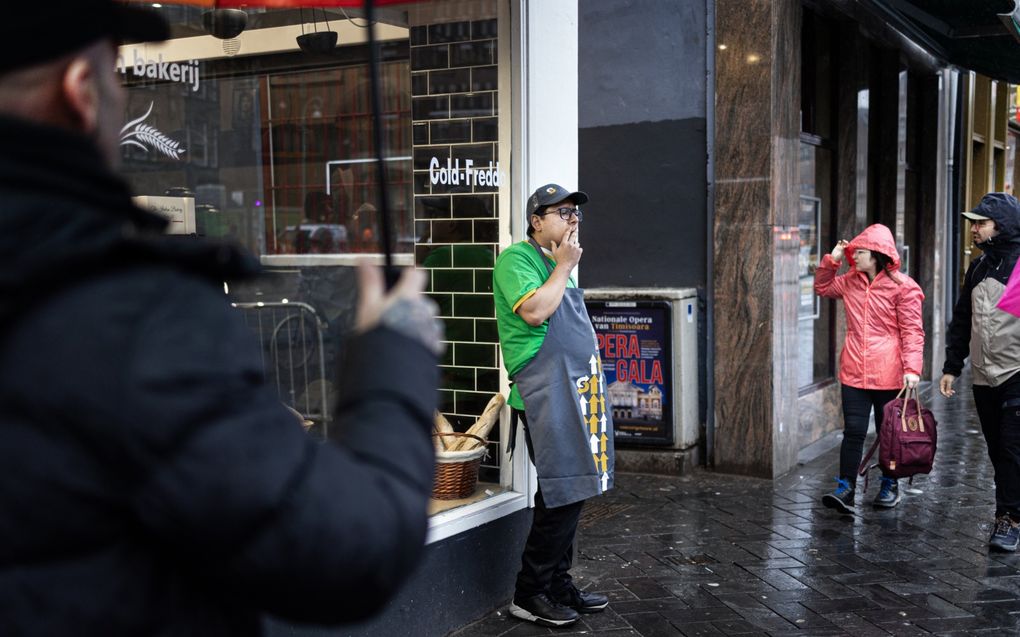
xmin=973 ymin=371 xmax=1020 ymax=520
xmin=513 ymin=409 xmax=585 ymax=600
xmin=839 ymin=385 xmax=901 ymax=485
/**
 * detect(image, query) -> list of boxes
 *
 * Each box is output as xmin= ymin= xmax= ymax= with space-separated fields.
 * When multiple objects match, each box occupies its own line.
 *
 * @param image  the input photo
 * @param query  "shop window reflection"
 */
xmin=265 ymin=63 xmax=411 ymax=256
xmin=797 ymin=143 xmax=835 ymax=390
xmin=117 ymin=3 xmax=511 ymax=523
xmin=119 ymin=57 xmax=411 ymax=258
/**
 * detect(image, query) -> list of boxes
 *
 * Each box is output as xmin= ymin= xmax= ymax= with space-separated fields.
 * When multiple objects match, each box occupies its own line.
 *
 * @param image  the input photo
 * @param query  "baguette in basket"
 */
xmin=430 ymin=394 xmax=504 ymax=500
xmin=449 ymin=394 xmax=504 ymax=451
xmin=433 ymin=410 xmax=455 ymax=451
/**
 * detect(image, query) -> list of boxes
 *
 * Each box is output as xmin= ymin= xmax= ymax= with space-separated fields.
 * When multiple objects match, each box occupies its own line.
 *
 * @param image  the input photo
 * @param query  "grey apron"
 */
xmin=512 ymin=240 xmax=614 ymax=508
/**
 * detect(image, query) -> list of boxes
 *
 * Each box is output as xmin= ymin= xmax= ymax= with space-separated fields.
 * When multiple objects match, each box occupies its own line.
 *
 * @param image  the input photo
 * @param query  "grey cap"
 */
xmin=526 ymin=183 xmax=589 ymax=218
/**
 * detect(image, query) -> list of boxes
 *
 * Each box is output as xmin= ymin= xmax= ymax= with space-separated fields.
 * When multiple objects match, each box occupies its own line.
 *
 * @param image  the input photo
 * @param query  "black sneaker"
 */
xmin=509 ymin=593 xmax=580 ymax=627
xmin=989 ymin=515 xmax=1020 ymax=552
xmin=873 ymin=476 xmax=900 ymax=508
xmin=822 ymin=477 xmax=855 ymax=515
xmin=551 ymin=584 xmax=609 ymax=613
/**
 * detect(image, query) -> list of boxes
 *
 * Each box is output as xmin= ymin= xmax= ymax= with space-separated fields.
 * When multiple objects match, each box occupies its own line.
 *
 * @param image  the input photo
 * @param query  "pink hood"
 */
xmin=846 ymin=224 xmax=900 ymax=271
xmin=814 ymin=223 xmax=925 ymax=389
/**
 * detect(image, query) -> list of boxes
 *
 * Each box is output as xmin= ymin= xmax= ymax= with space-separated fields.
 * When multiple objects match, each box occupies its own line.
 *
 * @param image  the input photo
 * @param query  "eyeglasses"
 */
xmin=538 ymin=207 xmax=583 ymax=221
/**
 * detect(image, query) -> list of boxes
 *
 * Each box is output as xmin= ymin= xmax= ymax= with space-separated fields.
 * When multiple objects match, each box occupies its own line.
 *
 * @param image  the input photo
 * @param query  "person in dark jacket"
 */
xmin=941 ymin=192 xmax=1020 ymax=552
xmin=0 ymin=2 xmax=441 ymax=635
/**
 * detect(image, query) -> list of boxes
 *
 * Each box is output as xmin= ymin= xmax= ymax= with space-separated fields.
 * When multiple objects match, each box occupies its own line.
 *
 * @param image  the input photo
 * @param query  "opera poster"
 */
xmin=587 ymin=300 xmax=673 ymax=445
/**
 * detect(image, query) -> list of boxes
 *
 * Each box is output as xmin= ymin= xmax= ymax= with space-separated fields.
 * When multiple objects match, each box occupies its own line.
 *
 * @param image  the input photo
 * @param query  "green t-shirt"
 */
xmin=493 ymin=240 xmax=576 ymax=409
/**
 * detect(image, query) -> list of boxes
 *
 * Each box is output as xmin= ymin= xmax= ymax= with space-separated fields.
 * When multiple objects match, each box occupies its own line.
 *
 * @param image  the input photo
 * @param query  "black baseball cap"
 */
xmin=526 ymin=183 xmax=589 ymax=218
xmin=0 ymin=0 xmax=169 ymax=75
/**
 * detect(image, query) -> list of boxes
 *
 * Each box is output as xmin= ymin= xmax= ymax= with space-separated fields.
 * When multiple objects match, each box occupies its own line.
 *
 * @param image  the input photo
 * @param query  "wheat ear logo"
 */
xmin=120 ymin=102 xmax=186 ymax=160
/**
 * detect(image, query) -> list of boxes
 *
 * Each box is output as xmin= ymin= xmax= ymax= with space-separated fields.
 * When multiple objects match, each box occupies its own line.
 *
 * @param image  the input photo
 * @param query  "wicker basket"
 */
xmin=432 ymin=432 xmax=487 ymax=500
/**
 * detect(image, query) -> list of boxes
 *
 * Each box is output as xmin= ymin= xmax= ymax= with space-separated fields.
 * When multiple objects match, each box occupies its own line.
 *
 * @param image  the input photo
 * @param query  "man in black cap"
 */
xmin=0 ymin=2 xmax=441 ymax=634
xmin=493 ymin=184 xmax=614 ymax=627
xmin=941 ymin=192 xmax=1020 ymax=552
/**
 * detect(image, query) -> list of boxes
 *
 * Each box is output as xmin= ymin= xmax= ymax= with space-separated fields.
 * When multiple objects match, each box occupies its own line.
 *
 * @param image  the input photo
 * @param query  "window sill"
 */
xmin=260 ymin=253 xmax=415 ymax=267
xmin=426 ymin=490 xmax=528 ymax=543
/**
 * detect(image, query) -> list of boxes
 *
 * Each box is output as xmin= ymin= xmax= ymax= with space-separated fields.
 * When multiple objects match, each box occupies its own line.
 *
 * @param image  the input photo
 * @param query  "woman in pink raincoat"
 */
xmin=814 ymin=223 xmax=925 ymax=514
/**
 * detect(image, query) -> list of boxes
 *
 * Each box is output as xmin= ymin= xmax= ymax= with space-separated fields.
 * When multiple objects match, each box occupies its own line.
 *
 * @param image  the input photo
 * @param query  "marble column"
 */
xmin=713 ymin=0 xmax=801 ymax=477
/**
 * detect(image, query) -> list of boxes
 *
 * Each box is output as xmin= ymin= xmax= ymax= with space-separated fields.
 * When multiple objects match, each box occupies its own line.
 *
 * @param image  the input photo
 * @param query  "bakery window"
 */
xmin=118 ymin=1 xmax=524 ymax=540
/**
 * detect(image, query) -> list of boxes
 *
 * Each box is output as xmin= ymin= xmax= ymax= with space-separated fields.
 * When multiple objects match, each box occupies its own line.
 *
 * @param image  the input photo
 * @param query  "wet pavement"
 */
xmin=450 ymin=375 xmax=1020 ymax=636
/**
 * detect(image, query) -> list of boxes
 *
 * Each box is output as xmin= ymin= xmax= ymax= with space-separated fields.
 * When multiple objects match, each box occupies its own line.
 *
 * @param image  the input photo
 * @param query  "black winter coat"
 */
xmin=0 ymin=117 xmax=438 ymax=635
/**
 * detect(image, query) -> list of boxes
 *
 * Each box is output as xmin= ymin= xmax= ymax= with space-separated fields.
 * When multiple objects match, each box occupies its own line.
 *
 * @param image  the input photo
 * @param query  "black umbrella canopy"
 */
xmin=868 ymin=0 xmax=1020 ymax=82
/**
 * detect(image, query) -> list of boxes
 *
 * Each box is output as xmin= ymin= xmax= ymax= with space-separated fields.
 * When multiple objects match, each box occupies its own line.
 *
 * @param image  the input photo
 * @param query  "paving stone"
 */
xmin=744 ymin=568 xmax=811 ymax=591
xmin=706 ymin=619 xmax=760 ymax=635
xmin=799 ymin=595 xmax=883 ymax=614
xmin=912 ymin=615 xmax=1001 ymax=632
xmin=855 ymin=605 xmax=943 ymax=624
xmin=666 ymin=585 xmax=730 ymax=609
xmin=719 ymin=607 xmax=795 ymax=634
xmin=849 ymin=583 xmax=916 ymax=609
xmin=820 ymin=612 xmax=892 ymax=636
xmin=494 ymin=620 xmax=555 ymax=636
xmin=581 ymin=607 xmax=634 ymax=632
xmin=619 ymin=577 xmax=678 ymax=600
xmin=735 ymin=557 xmax=804 ymax=570
xmin=621 ymin=612 xmax=684 ymax=637
xmin=612 ymin=598 xmax=691 ymax=615
xmin=873 ymin=622 xmax=932 ymax=636
xmin=826 ymin=570 xmax=894 ymax=586
xmin=659 ymin=606 xmax=743 ymax=625
xmin=754 ymin=588 xmax=831 ymax=604
xmin=762 ymin=630 xmax=847 ymax=637
xmin=672 ymin=622 xmax=725 ymax=636
xmin=900 ymin=593 xmax=972 ymax=618
xmin=447 ymin=612 xmax=521 ymax=636
xmin=785 ymin=573 xmax=861 ymax=599
xmin=762 ymin=602 xmax=839 ymax=629
xmin=936 ymin=586 xmax=1017 ymax=605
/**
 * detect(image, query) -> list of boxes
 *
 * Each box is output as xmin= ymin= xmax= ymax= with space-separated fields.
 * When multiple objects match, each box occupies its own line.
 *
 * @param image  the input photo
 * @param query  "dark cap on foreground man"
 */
xmin=0 ymin=0 xmax=169 ymax=73
xmin=0 ymin=2 xmax=441 ymax=635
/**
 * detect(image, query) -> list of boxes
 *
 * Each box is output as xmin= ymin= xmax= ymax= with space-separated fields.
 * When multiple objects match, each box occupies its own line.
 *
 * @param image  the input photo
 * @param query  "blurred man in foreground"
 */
xmin=0 ymin=2 xmax=441 ymax=634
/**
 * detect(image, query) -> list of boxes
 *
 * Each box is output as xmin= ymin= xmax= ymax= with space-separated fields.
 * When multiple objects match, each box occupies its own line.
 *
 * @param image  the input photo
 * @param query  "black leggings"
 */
xmin=839 ymin=385 xmax=900 ymax=485
xmin=973 ymin=371 xmax=1020 ymax=520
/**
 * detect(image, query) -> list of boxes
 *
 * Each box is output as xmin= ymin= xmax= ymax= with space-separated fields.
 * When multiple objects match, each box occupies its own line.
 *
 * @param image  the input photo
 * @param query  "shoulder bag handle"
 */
xmin=858 ymin=385 xmax=908 ymax=490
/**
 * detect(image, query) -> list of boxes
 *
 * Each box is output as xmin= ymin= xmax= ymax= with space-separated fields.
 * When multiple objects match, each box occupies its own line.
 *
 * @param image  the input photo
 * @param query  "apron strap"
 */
xmin=507 ymin=408 xmax=519 ymax=458
xmin=507 ymin=407 xmax=536 ymax=464
xmin=528 ymin=238 xmax=556 ymax=276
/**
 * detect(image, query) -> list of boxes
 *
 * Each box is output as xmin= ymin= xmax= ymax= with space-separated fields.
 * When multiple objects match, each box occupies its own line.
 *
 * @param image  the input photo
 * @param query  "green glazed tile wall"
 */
xmin=412 ymin=18 xmax=504 ymax=481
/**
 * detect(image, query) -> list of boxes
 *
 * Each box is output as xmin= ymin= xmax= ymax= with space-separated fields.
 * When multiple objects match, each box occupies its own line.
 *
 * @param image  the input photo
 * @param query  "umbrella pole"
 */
xmin=364 ymin=0 xmax=398 ymax=287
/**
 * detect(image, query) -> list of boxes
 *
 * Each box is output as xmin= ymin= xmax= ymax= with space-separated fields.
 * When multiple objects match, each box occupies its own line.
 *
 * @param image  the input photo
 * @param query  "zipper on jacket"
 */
xmin=862 ymin=280 xmax=871 ymax=384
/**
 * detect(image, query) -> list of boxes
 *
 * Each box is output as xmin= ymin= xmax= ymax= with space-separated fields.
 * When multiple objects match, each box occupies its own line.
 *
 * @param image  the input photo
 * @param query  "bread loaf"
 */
xmin=433 ymin=410 xmax=455 ymax=450
xmin=451 ymin=394 xmax=505 ymax=451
